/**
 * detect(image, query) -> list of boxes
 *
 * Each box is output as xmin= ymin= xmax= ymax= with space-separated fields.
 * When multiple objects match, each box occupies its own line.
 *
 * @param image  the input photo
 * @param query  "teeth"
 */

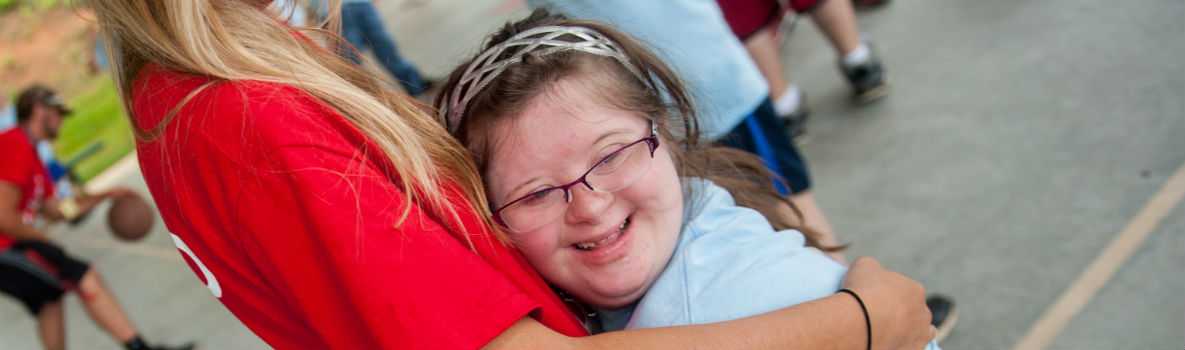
xmin=574 ymin=217 xmax=630 ymax=251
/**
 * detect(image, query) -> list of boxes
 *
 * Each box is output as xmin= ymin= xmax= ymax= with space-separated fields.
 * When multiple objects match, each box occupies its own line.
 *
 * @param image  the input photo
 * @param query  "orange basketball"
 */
xmin=106 ymin=193 xmax=155 ymax=242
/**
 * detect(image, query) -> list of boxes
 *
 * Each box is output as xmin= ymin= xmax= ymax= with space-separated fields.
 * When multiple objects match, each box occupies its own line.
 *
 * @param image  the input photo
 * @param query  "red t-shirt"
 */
xmin=0 ymin=128 xmax=54 ymax=250
xmin=130 ymin=64 xmax=586 ymax=349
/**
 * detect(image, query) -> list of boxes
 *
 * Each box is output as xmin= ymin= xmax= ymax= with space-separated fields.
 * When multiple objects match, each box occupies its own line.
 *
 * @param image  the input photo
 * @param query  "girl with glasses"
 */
xmin=438 ymin=9 xmax=939 ymax=349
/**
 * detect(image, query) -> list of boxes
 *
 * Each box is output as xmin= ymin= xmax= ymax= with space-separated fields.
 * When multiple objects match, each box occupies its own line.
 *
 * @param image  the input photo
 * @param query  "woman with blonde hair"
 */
xmin=88 ymin=0 xmax=935 ymax=348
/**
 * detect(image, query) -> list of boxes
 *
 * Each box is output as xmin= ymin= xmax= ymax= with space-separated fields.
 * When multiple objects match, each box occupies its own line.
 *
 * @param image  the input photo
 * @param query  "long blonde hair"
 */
xmin=89 ymin=0 xmax=498 ymax=245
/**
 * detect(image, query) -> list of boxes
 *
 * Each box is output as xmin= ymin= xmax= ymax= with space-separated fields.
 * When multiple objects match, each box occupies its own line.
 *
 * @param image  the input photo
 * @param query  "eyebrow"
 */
xmin=593 ymin=128 xmax=635 ymax=146
xmin=500 ymin=127 xmax=637 ymax=202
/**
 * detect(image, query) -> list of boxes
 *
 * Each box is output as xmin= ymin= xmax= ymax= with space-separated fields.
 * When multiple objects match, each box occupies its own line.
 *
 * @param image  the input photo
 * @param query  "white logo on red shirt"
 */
xmin=171 ymin=234 xmax=223 ymax=298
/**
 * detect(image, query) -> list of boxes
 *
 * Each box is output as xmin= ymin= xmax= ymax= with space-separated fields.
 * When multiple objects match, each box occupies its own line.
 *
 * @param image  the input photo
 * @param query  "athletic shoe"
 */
xmin=927 ymin=294 xmax=958 ymax=343
xmin=155 ymin=343 xmax=195 ymax=350
xmin=779 ymin=96 xmax=810 ymax=138
xmin=839 ymin=48 xmax=889 ymax=103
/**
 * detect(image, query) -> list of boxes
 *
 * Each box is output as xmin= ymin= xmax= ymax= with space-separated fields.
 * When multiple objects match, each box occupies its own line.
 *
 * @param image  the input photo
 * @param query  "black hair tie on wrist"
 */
xmin=838 ymin=289 xmax=872 ymax=350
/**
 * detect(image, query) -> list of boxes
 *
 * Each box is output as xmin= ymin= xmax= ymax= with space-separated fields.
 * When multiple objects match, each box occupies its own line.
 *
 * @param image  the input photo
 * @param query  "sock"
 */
xmin=842 ymin=43 xmax=872 ymax=67
xmin=125 ymin=335 xmax=148 ymax=350
xmin=774 ymin=85 xmax=804 ymax=117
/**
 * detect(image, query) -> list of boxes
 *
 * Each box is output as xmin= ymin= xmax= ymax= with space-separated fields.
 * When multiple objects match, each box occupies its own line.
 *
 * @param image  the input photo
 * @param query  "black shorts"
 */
xmin=0 ymin=240 xmax=91 ymax=315
xmin=718 ymin=97 xmax=813 ymax=194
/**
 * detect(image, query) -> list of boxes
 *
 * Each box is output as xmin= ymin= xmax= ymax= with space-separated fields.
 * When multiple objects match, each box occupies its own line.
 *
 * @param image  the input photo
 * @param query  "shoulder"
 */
xmin=133 ymin=65 xmax=337 ymax=135
xmin=0 ymin=129 xmax=36 ymax=175
xmin=0 ymin=128 xmax=27 ymax=147
xmin=680 ymin=178 xmax=796 ymax=242
xmin=131 ymin=65 xmax=365 ymax=165
xmin=0 ymin=129 xmax=21 ymax=149
xmin=636 ymin=180 xmax=847 ymax=325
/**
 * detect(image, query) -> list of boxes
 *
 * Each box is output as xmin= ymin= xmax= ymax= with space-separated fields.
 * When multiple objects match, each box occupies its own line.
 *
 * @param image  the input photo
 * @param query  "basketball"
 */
xmin=106 ymin=193 xmax=156 ymax=242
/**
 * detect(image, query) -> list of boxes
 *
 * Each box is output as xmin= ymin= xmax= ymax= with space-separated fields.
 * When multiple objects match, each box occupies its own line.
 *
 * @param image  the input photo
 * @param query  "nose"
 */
xmin=564 ymin=183 xmax=613 ymax=225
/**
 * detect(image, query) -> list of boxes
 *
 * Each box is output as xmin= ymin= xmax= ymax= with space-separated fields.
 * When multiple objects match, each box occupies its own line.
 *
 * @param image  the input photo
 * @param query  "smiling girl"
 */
xmin=438 ymin=10 xmax=939 ymax=348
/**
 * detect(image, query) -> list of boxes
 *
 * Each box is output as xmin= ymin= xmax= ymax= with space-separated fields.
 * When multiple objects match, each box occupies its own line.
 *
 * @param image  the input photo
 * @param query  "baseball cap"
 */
xmin=15 ymin=84 xmax=73 ymax=122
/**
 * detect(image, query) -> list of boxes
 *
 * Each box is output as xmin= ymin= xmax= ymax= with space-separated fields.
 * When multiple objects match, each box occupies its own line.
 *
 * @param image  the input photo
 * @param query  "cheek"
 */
xmin=651 ymin=150 xmax=683 ymax=204
xmin=511 ymin=229 xmax=564 ymax=263
xmin=626 ymin=152 xmax=683 ymax=220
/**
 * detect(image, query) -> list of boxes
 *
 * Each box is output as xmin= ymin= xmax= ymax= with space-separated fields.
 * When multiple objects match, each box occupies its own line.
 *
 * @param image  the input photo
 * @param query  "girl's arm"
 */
xmin=488 ymin=258 xmax=935 ymax=350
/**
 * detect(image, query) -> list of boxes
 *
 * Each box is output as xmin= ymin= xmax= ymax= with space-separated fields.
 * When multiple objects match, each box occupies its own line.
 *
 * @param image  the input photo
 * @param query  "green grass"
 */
xmin=54 ymin=75 xmax=134 ymax=182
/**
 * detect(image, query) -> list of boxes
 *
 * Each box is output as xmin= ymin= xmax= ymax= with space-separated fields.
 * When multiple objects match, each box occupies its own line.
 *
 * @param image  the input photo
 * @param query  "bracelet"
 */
xmin=838 ymin=289 xmax=872 ymax=350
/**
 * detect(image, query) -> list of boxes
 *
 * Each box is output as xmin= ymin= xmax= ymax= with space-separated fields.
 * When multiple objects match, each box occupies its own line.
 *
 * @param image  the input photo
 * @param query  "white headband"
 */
xmin=437 ymin=25 xmax=648 ymax=134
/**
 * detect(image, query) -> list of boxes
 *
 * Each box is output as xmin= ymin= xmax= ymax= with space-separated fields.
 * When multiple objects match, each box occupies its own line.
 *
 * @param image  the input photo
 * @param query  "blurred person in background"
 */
xmin=85 ymin=0 xmax=938 ymax=348
xmin=718 ymin=0 xmax=888 ymax=133
xmin=0 ymin=85 xmax=194 ymax=350
xmin=720 ymin=0 xmax=959 ymax=339
xmin=316 ymin=0 xmax=434 ymax=97
xmin=4 ymin=87 xmax=74 ymax=197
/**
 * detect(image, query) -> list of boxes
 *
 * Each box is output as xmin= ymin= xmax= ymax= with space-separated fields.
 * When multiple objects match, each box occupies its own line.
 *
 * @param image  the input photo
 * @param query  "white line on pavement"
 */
xmin=1011 ymin=162 xmax=1185 ymax=350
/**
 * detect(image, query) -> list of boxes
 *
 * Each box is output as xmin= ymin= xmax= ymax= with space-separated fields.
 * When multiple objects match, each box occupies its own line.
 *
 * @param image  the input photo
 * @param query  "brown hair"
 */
xmin=436 ymin=10 xmax=839 ymax=251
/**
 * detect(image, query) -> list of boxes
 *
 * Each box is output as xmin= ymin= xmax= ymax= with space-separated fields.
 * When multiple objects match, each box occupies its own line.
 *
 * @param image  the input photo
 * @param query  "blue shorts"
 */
xmin=718 ymin=98 xmax=812 ymax=195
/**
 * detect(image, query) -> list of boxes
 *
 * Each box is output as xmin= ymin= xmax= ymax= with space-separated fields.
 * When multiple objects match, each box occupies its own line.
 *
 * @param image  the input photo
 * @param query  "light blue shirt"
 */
xmin=0 ymin=104 xmax=14 ymax=131
xmin=596 ymin=179 xmax=940 ymax=349
xmin=526 ymin=0 xmax=767 ymax=140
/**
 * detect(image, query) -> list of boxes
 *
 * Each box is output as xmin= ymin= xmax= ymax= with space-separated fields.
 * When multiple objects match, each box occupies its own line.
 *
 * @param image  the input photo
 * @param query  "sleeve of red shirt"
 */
xmin=190 ymin=82 xmax=539 ymax=349
xmin=0 ymin=132 xmax=33 ymax=187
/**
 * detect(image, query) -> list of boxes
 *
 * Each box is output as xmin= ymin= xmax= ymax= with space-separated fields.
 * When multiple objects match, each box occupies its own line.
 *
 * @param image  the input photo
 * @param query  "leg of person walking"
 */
xmin=4 ymin=241 xmax=194 ymax=350
xmin=744 ymin=27 xmax=791 ymax=103
xmin=787 ymin=192 xmax=843 ymax=262
xmin=37 ymin=300 xmax=66 ymax=350
xmin=349 ymin=2 xmax=428 ymax=95
xmin=716 ymin=0 xmax=808 ymax=132
xmin=740 ymin=25 xmax=808 ymax=134
xmin=807 ymin=0 xmax=861 ymax=56
xmin=77 ymin=270 xmax=138 ymax=343
xmin=806 ymin=0 xmax=888 ymax=102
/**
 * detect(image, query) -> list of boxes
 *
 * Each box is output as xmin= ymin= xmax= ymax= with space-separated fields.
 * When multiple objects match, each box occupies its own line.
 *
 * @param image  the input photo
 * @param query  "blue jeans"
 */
xmin=341 ymin=2 xmax=428 ymax=95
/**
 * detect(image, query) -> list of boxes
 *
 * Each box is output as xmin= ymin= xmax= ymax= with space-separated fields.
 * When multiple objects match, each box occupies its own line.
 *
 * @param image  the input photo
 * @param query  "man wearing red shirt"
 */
xmin=0 ymin=85 xmax=193 ymax=350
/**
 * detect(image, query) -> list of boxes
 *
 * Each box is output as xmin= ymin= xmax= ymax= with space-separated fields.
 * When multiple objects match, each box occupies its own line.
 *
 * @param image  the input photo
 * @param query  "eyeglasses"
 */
xmin=493 ymin=122 xmax=660 ymax=233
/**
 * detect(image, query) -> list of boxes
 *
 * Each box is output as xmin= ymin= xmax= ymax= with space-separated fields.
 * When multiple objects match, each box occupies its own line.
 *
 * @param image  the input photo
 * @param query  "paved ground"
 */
xmin=2 ymin=0 xmax=1181 ymax=349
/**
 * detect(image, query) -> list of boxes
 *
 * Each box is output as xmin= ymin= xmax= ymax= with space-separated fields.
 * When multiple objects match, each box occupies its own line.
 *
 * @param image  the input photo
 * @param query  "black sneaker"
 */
xmin=839 ymin=48 xmax=889 ymax=104
xmin=927 ymin=295 xmax=958 ymax=343
xmin=141 ymin=342 xmax=196 ymax=350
